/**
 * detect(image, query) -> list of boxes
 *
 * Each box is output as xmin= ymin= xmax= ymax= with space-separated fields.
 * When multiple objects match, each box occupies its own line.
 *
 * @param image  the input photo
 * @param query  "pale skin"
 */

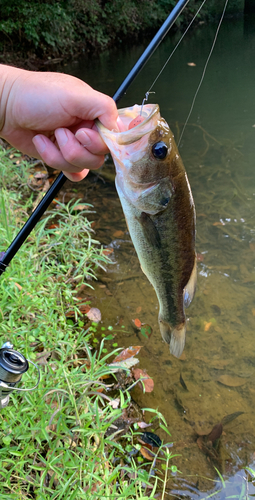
xmin=0 ymin=64 xmax=120 ymax=181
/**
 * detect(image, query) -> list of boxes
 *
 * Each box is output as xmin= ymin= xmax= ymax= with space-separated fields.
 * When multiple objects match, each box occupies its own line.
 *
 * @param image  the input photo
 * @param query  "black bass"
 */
xmin=97 ymin=104 xmax=196 ymax=358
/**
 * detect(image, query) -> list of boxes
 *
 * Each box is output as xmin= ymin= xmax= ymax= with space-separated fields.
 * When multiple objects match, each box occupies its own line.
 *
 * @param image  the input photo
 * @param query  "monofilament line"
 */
xmin=146 ymin=0 xmax=208 ymax=95
xmin=178 ymin=0 xmax=229 ymax=145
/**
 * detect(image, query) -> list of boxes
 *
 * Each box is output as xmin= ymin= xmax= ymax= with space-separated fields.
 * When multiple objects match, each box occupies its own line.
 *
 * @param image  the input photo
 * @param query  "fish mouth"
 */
xmin=96 ymin=103 xmax=160 ymax=146
xmin=116 ymin=104 xmax=159 ymax=144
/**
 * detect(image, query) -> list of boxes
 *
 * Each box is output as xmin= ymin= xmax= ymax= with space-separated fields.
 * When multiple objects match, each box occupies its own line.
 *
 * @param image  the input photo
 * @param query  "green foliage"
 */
xmin=0 ymin=0 xmax=238 ymax=59
xmin=0 ymin=146 xmax=178 ymax=498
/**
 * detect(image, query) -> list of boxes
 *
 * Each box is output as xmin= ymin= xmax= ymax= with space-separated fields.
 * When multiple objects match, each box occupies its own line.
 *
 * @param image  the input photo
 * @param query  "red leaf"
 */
xmin=112 ymin=346 xmax=142 ymax=363
xmin=140 ymin=446 xmax=155 ymax=460
xmin=133 ymin=368 xmax=154 ymax=392
xmin=133 ymin=318 xmax=142 ymax=328
xmin=79 ymin=304 xmax=90 ymax=314
xmin=102 ymin=248 xmax=114 ymax=256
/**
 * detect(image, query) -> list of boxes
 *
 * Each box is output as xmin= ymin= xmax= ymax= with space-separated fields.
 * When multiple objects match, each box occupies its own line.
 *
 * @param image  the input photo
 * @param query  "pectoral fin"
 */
xmin=138 ymin=212 xmax=161 ymax=249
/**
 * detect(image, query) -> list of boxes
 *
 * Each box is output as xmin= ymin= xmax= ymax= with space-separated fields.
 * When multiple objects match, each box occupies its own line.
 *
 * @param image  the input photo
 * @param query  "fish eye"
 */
xmin=152 ymin=141 xmax=168 ymax=160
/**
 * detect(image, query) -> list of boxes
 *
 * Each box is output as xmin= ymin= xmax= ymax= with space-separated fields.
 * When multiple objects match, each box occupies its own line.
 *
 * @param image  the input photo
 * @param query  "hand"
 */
xmin=0 ymin=65 xmax=118 ymax=181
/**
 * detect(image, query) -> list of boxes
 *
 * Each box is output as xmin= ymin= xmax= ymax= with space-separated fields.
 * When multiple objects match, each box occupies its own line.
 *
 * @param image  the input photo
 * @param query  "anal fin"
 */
xmin=183 ymin=257 xmax=197 ymax=308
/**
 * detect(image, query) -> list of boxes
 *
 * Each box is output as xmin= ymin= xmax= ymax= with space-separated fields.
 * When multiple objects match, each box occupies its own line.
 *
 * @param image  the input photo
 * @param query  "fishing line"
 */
xmin=144 ymin=0 xmax=208 ymax=98
xmin=178 ymin=0 xmax=229 ymax=145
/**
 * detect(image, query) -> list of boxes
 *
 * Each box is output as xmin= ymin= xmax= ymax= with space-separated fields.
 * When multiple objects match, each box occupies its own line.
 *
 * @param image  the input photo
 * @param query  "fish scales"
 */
xmin=97 ymin=104 xmax=196 ymax=358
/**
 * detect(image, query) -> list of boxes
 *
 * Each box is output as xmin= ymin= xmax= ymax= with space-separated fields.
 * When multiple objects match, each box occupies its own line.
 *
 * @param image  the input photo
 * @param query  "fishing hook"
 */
xmin=140 ymin=91 xmax=155 ymax=115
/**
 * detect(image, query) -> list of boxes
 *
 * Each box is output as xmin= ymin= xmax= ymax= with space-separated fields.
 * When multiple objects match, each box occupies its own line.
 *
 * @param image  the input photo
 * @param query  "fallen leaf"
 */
xmin=204 ymin=321 xmax=212 ymax=332
xmin=36 ymin=351 xmax=51 ymax=365
xmin=79 ymin=304 xmax=91 ymax=314
xmin=221 ymin=411 xmax=244 ymax=426
xmin=102 ymin=247 xmax=114 ymax=256
xmin=133 ymin=368 xmax=154 ymax=392
xmin=108 ymin=398 xmax=120 ymax=409
xmin=207 ymin=423 xmax=223 ymax=443
xmin=72 ymin=204 xmax=89 ymax=211
xmin=113 ymin=230 xmax=124 ymax=238
xmin=213 ymin=221 xmax=225 ymax=226
xmin=217 ymin=375 xmax=248 ymax=387
xmin=14 ymin=282 xmax=23 ymax=291
xmin=48 ymin=223 xmax=59 ymax=229
xmin=137 ymin=421 xmax=152 ymax=429
xmin=86 ymin=307 xmax=101 ymax=323
xmin=112 ymin=346 xmax=142 ymax=363
xmin=65 ymin=310 xmax=76 ymax=318
xmin=140 ymin=324 xmax=153 ymax=338
xmin=14 ymin=282 xmax=32 ymax=297
xmin=252 ymin=308 xmax=255 ymax=317
xmin=249 ymin=242 xmax=255 ymax=251
xmin=133 ymin=318 xmax=142 ymax=328
xmin=109 ymin=357 xmax=140 ymax=371
xmin=180 ymin=373 xmax=188 ymax=391
xmin=140 ymin=431 xmax=162 ymax=447
xmin=140 ymin=446 xmax=155 ymax=460
xmin=136 ymin=306 xmax=142 ymax=314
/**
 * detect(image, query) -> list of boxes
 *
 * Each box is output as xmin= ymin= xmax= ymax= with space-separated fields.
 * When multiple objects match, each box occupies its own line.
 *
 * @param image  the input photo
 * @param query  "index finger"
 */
xmin=73 ymin=86 xmax=119 ymax=131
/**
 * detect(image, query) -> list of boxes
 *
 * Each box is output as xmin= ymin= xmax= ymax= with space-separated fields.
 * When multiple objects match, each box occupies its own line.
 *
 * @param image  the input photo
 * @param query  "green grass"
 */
xmin=0 ymin=146 xmax=177 ymax=499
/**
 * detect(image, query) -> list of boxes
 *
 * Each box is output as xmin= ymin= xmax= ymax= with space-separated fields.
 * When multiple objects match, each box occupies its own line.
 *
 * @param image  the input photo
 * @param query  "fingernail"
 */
xmin=75 ymin=130 xmax=92 ymax=147
xmin=56 ymin=128 xmax=68 ymax=147
xmin=33 ymin=135 xmax=46 ymax=154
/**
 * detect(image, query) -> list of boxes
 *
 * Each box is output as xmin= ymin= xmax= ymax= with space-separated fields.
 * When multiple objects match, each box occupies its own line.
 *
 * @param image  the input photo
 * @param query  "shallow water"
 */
xmin=60 ymin=13 xmax=255 ymax=498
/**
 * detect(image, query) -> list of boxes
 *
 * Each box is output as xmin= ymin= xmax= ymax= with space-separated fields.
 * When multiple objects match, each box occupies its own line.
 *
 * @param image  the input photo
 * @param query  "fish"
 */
xmin=96 ymin=104 xmax=196 ymax=358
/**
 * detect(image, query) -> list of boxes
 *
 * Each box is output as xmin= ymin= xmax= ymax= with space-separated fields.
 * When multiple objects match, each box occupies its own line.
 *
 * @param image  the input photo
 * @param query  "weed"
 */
xmin=0 ymin=149 xmax=177 ymax=499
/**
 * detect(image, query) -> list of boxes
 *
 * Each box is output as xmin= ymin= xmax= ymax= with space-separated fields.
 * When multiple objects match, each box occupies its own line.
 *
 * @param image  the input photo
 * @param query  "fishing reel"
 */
xmin=0 ymin=342 xmax=40 ymax=409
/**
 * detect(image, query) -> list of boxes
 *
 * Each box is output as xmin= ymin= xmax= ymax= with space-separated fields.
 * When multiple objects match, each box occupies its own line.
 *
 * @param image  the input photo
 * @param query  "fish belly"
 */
xmin=116 ymin=177 xmax=196 ymax=358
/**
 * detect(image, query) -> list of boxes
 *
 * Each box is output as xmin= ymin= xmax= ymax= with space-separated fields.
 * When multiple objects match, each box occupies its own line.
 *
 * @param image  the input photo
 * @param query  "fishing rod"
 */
xmin=0 ymin=0 xmax=190 ymax=276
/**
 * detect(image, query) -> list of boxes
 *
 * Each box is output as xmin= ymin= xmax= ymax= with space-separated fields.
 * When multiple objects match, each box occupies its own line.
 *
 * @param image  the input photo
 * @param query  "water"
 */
xmin=59 ymin=14 xmax=255 ymax=498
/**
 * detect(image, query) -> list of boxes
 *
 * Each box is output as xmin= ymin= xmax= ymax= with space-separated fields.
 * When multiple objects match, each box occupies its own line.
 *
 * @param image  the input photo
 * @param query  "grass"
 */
xmin=0 ymin=145 xmax=178 ymax=499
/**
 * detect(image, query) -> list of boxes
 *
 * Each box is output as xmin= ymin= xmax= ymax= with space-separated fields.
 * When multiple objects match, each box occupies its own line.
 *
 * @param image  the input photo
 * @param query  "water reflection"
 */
xmin=59 ymin=14 xmax=255 ymax=498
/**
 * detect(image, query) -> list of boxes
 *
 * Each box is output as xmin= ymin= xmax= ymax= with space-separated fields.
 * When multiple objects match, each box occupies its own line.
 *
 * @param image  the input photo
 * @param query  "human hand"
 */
xmin=0 ymin=65 xmax=118 ymax=181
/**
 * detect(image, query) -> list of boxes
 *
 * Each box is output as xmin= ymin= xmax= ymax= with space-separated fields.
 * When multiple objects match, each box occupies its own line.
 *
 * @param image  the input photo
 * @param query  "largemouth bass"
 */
xmin=97 ymin=104 xmax=196 ymax=358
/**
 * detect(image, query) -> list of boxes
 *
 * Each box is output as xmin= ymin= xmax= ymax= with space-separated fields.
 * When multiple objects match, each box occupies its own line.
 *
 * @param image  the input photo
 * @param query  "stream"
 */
xmin=56 ymin=13 xmax=255 ymax=499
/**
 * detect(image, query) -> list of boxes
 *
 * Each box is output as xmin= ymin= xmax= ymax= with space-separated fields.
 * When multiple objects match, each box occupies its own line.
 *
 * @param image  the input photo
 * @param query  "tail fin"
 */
xmin=159 ymin=318 xmax=186 ymax=358
xmin=169 ymin=322 xmax=186 ymax=358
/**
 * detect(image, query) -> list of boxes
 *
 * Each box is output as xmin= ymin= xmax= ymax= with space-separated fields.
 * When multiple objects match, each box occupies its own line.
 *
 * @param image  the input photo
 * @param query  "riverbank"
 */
xmin=0 ymin=142 xmax=177 ymax=499
xmin=0 ymin=0 xmax=244 ymax=71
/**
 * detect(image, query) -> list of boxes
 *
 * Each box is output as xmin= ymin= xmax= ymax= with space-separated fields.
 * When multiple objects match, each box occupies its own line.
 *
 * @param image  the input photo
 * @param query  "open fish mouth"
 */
xmin=96 ymin=104 xmax=163 ymax=164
